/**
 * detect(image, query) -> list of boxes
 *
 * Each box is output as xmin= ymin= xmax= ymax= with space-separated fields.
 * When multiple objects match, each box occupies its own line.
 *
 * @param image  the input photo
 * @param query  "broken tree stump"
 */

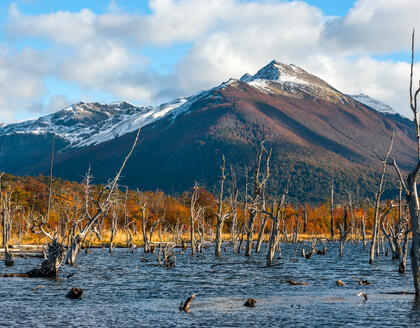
xmin=66 ymin=287 xmax=83 ymax=299
xmin=357 ymin=292 xmax=368 ymax=301
xmin=244 ymin=298 xmax=256 ymax=307
xmin=336 ymin=280 xmax=346 ymax=287
xmin=358 ymin=280 xmax=371 ymax=286
xmin=5 ymin=251 xmax=14 ymax=267
xmin=179 ymin=294 xmax=196 ymax=312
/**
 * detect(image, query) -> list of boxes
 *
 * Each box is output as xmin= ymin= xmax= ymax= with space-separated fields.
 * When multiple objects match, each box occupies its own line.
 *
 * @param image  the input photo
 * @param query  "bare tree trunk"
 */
xmin=267 ymin=218 xmax=279 ymax=267
xmin=230 ymin=167 xmax=239 ymax=252
xmin=407 ymin=170 xmax=420 ymax=293
xmin=303 ymin=206 xmax=308 ymax=234
xmin=263 ymin=186 xmax=287 ymax=267
xmin=109 ymin=211 xmax=118 ymax=253
xmin=330 ymin=180 xmax=334 ymax=239
xmin=215 ymin=155 xmax=227 ymax=256
xmin=400 ymin=229 xmax=410 ymax=273
xmin=361 ymin=212 xmax=366 ymax=248
xmin=255 ymin=214 xmax=268 ymax=253
xmin=369 ymin=133 xmax=394 ymax=264
xmin=67 ymin=127 xmax=141 ymax=266
xmin=338 ymin=207 xmax=350 ymax=257
xmin=245 ymin=142 xmax=271 ymax=257
xmin=348 ymin=192 xmax=355 ymax=240
xmin=387 ymin=30 xmax=420 ymax=295
xmin=190 ymin=183 xmax=202 ymax=256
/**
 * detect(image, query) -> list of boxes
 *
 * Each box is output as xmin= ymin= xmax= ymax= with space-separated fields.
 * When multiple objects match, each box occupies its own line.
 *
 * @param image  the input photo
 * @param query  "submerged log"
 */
xmin=287 ymin=280 xmax=309 ymax=286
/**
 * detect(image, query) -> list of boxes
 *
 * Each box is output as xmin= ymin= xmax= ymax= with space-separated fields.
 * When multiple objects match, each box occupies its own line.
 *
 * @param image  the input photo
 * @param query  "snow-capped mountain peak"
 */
xmin=240 ymin=60 xmax=346 ymax=103
xmin=0 ymin=98 xmax=191 ymax=149
xmin=349 ymin=93 xmax=396 ymax=115
xmin=0 ymin=61 xmax=401 ymax=152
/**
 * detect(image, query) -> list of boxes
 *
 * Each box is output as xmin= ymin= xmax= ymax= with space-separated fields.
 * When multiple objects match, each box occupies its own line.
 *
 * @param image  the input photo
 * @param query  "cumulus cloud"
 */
xmin=0 ymin=0 xmax=419 ymax=122
xmin=0 ymin=44 xmax=51 ymax=121
xmin=321 ymin=0 xmax=420 ymax=55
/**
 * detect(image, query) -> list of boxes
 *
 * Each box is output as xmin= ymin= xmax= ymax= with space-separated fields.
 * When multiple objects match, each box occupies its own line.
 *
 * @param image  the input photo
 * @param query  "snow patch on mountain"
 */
xmin=349 ymin=93 xmax=396 ymax=115
xmin=240 ymin=60 xmax=348 ymax=104
xmin=0 ymin=60 xmax=401 ymax=151
xmin=0 ymin=99 xmax=189 ymax=148
xmin=0 ymin=78 xmax=232 ymax=149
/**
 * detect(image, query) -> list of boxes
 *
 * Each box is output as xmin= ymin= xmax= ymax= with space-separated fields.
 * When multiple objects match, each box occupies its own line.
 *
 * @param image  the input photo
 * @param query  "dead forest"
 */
xmin=0 ymin=137 xmax=415 ymax=285
xmin=0 ymin=31 xmax=420 ymax=301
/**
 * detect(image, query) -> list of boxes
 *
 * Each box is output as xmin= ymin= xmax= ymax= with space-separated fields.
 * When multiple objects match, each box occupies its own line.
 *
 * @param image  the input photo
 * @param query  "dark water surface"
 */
xmin=1 ymin=242 xmax=420 ymax=327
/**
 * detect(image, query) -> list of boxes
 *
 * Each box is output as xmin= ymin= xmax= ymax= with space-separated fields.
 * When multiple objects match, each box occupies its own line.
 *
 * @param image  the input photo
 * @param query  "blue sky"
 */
xmin=0 ymin=0 xmax=418 ymax=122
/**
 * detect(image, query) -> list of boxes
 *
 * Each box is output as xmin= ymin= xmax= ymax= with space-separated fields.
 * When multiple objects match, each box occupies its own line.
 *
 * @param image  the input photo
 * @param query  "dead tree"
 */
xmin=303 ymin=206 xmax=308 ymax=235
xmin=137 ymin=191 xmax=151 ymax=252
xmin=122 ymin=187 xmax=131 ymax=248
xmin=1 ymin=179 xmax=19 ymax=266
xmin=389 ymin=30 xmax=420 ymax=297
xmin=404 ymin=31 xmax=420 ymax=294
xmin=215 ymin=155 xmax=228 ymax=256
xmin=65 ymin=127 xmax=141 ymax=266
xmin=189 ymin=183 xmax=203 ymax=255
xmin=229 ymin=166 xmax=239 ymax=252
xmin=245 ymin=142 xmax=271 ymax=257
xmin=262 ymin=184 xmax=288 ymax=267
xmin=109 ymin=200 xmax=121 ymax=253
xmin=381 ymin=194 xmax=411 ymax=273
xmin=263 ymin=202 xmax=281 ymax=267
xmin=255 ymin=187 xmax=268 ymax=253
xmin=361 ymin=210 xmax=367 ymax=248
xmin=369 ymin=132 xmax=394 ymax=264
xmin=338 ymin=207 xmax=350 ymax=257
xmin=255 ymin=213 xmax=268 ymax=253
xmin=348 ymin=192 xmax=355 ymax=240
xmin=330 ymin=179 xmax=334 ymax=239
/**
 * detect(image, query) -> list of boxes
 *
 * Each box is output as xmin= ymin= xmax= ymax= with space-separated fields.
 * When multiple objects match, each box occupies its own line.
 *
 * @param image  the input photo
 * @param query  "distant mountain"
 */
xmin=0 ymin=60 xmax=416 ymax=203
xmin=0 ymin=100 xmax=188 ymax=149
xmin=349 ymin=93 xmax=397 ymax=115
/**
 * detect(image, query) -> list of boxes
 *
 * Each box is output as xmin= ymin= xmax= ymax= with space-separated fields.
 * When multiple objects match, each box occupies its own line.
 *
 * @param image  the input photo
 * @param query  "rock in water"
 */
xmin=244 ymin=298 xmax=256 ymax=307
xmin=336 ymin=280 xmax=346 ymax=286
xmin=66 ymin=287 xmax=83 ymax=299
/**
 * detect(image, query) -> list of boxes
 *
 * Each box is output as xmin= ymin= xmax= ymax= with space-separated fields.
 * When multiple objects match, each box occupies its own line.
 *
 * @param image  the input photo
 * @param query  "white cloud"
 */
xmin=0 ymin=0 xmax=419 ymax=122
xmin=0 ymin=44 xmax=50 ymax=121
xmin=321 ymin=0 xmax=420 ymax=54
xmin=8 ymin=4 xmax=97 ymax=46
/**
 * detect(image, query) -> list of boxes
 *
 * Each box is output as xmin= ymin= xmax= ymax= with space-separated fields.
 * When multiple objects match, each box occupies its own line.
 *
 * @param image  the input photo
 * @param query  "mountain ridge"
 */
xmin=0 ymin=60 xmax=416 ymax=203
xmin=0 ymin=60 xmax=405 ymax=149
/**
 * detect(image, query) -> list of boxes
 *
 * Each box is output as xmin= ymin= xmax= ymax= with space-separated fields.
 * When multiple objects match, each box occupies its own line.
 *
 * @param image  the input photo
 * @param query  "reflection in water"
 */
xmin=0 ymin=242 xmax=419 ymax=327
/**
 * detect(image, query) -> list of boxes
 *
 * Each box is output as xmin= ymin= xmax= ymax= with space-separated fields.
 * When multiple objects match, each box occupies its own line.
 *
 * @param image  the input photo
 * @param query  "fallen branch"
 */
xmin=287 ymin=280 xmax=309 ymax=286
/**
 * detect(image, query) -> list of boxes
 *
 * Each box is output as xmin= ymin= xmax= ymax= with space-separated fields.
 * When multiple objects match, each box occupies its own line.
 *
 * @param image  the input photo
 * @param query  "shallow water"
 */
xmin=1 ymin=242 xmax=419 ymax=327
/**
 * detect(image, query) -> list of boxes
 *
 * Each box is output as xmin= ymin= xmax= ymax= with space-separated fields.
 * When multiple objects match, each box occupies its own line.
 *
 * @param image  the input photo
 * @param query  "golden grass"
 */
xmin=8 ymin=230 xmax=374 ymax=247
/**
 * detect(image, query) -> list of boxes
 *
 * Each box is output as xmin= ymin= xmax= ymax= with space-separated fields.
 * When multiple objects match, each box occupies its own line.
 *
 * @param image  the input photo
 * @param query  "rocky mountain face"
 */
xmin=0 ymin=61 xmax=416 ymax=203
